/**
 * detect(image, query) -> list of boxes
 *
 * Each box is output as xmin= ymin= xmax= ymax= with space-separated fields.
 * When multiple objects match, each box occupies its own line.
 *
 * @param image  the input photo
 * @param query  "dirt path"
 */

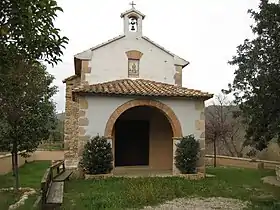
xmin=142 ymin=197 xmax=250 ymax=210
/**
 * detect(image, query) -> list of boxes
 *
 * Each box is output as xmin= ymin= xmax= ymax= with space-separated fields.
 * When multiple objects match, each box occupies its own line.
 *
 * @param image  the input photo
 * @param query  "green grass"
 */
xmin=61 ymin=167 xmax=280 ymax=210
xmin=0 ymin=161 xmax=50 ymax=210
xmin=0 ymin=160 xmax=50 ymax=189
xmin=1 ymin=162 xmax=280 ymax=210
xmin=0 ymin=191 xmax=22 ymax=210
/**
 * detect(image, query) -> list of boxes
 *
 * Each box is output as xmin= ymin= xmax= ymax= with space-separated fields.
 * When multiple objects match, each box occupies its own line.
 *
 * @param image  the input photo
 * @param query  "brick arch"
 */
xmin=104 ymin=99 xmax=183 ymax=138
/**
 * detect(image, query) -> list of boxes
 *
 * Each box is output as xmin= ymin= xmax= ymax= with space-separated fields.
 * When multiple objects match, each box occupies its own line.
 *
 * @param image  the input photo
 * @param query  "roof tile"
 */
xmin=73 ymin=79 xmax=213 ymax=99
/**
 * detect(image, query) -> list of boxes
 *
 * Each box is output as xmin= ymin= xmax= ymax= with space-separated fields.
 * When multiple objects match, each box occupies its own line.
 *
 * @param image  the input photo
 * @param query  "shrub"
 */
xmin=79 ymin=135 xmax=113 ymax=175
xmin=175 ymin=135 xmax=200 ymax=174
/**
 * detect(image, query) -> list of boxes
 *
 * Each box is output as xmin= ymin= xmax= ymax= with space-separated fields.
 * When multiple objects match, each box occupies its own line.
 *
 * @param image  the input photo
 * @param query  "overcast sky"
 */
xmin=47 ymin=0 xmax=265 ymax=113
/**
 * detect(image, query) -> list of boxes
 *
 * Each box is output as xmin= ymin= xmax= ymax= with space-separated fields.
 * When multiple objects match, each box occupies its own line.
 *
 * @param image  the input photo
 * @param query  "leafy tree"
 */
xmin=48 ymin=117 xmax=64 ymax=142
xmin=175 ymin=135 xmax=200 ymax=174
xmin=223 ymin=0 xmax=280 ymax=151
xmin=0 ymin=61 xmax=57 ymax=190
xmin=79 ymin=136 xmax=113 ymax=175
xmin=1 ymin=0 xmax=68 ymax=67
xmin=0 ymin=0 xmax=67 ymax=190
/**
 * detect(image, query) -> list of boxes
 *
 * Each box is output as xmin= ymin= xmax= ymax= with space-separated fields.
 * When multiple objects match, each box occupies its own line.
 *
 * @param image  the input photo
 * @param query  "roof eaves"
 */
xmin=90 ymin=35 xmax=125 ymax=51
xmin=120 ymin=9 xmax=145 ymax=19
xmin=74 ymin=49 xmax=91 ymax=60
xmin=71 ymin=79 xmax=213 ymax=100
xmin=73 ymin=35 xmax=126 ymax=60
xmin=142 ymin=36 xmax=175 ymax=57
xmin=142 ymin=36 xmax=189 ymax=67
xmin=72 ymin=90 xmax=213 ymax=100
xmin=62 ymin=75 xmax=79 ymax=83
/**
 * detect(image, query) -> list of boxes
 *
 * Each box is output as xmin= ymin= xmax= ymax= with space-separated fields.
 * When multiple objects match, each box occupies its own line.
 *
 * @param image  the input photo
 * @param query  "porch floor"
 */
xmin=113 ymin=166 xmax=173 ymax=177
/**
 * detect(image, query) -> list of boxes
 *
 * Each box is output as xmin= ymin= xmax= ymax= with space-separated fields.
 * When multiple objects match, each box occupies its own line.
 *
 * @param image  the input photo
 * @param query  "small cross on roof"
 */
xmin=129 ymin=1 xmax=136 ymax=8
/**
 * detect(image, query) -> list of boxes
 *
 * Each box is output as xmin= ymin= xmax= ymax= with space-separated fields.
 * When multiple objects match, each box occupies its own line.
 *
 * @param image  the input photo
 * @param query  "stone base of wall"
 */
xmin=65 ymin=158 xmax=79 ymax=169
xmin=206 ymin=155 xmax=280 ymax=170
xmin=84 ymin=173 xmax=113 ymax=180
xmin=0 ymin=152 xmax=34 ymax=175
xmin=69 ymin=167 xmax=85 ymax=180
xmin=34 ymin=150 xmax=64 ymax=161
xmin=197 ymin=166 xmax=206 ymax=175
xmin=177 ymin=172 xmax=205 ymax=180
xmin=82 ymin=172 xmax=205 ymax=180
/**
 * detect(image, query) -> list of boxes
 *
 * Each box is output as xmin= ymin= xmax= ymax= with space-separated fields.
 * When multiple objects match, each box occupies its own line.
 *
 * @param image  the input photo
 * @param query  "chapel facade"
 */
xmin=63 ymin=4 xmax=213 ymax=175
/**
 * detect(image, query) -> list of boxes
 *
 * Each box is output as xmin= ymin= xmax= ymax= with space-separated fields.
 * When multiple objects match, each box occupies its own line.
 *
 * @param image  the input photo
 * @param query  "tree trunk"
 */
xmin=213 ymin=137 xmax=217 ymax=167
xmin=13 ymin=143 xmax=19 ymax=191
xmin=11 ymin=152 xmax=15 ymax=176
xmin=15 ymin=151 xmax=19 ymax=190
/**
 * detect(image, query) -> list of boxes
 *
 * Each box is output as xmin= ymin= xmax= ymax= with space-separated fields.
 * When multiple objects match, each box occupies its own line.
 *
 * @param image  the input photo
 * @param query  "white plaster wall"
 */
xmin=86 ymin=37 xmax=176 ymax=85
xmin=159 ymin=99 xmax=201 ymax=139
xmin=85 ymin=96 xmax=201 ymax=138
xmin=85 ymin=96 xmax=129 ymax=137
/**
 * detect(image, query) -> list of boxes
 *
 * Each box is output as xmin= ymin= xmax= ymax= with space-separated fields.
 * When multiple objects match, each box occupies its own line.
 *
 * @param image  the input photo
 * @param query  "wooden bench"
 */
xmin=51 ymin=160 xmax=73 ymax=182
xmin=40 ymin=160 xmax=73 ymax=209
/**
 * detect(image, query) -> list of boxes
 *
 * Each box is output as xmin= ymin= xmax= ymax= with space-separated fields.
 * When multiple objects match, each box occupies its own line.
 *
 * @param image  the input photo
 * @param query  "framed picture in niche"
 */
xmin=128 ymin=59 xmax=139 ymax=77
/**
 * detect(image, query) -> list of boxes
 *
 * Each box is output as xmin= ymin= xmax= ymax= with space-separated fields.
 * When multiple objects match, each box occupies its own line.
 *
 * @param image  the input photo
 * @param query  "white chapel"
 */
xmin=63 ymin=3 xmax=213 ymax=175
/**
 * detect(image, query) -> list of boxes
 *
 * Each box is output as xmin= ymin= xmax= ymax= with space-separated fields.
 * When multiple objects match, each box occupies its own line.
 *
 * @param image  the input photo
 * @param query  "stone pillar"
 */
xmin=172 ymin=138 xmax=181 ymax=175
xmin=174 ymin=65 xmax=182 ymax=87
xmin=194 ymin=101 xmax=206 ymax=176
xmin=64 ymin=98 xmax=80 ymax=169
xmin=81 ymin=60 xmax=91 ymax=85
xmin=107 ymin=138 xmax=114 ymax=172
xmin=197 ymin=139 xmax=206 ymax=175
xmin=65 ymin=95 xmax=90 ymax=170
xmin=64 ymin=77 xmax=81 ymax=169
xmin=76 ymin=96 xmax=90 ymax=166
xmin=63 ymin=59 xmax=90 ymax=170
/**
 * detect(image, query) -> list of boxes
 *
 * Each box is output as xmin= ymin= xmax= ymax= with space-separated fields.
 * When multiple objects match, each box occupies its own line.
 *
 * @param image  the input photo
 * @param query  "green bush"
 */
xmin=79 ymin=135 xmax=113 ymax=175
xmin=175 ymin=135 xmax=200 ymax=174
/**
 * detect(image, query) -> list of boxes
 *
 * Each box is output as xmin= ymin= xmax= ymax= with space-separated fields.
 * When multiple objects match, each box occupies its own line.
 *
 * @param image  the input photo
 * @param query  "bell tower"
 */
xmin=121 ymin=1 xmax=145 ymax=37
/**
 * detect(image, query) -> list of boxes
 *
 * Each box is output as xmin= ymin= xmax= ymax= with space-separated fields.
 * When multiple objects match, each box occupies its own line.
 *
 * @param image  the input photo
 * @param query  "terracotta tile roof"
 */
xmin=73 ymin=79 xmax=213 ymax=99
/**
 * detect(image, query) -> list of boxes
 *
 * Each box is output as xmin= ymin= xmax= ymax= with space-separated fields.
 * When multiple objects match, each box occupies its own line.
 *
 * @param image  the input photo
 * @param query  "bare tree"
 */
xmin=205 ymin=94 xmax=231 ymax=166
xmin=205 ymin=93 xmax=246 ymax=165
xmin=226 ymin=113 xmax=246 ymax=157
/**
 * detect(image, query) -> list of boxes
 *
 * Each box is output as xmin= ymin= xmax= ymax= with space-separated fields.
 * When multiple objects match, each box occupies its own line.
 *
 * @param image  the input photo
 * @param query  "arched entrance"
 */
xmin=104 ymin=99 xmax=182 ymax=138
xmin=104 ymin=99 xmax=183 ymax=170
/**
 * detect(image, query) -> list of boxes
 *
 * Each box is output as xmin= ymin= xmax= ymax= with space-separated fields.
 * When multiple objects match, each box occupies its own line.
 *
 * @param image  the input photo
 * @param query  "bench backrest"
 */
xmin=50 ymin=160 xmax=65 ymax=178
xmin=41 ymin=160 xmax=65 ymax=205
xmin=41 ymin=168 xmax=52 ymax=205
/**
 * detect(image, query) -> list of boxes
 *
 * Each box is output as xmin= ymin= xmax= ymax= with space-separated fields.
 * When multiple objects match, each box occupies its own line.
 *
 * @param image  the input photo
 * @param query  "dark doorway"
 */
xmin=115 ymin=120 xmax=149 ymax=166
